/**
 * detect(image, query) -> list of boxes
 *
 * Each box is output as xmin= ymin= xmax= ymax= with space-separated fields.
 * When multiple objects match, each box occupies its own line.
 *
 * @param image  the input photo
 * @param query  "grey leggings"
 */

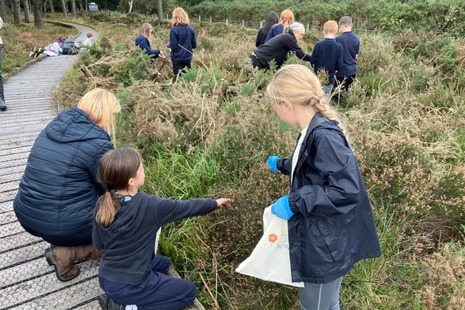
xmin=298 ymin=276 xmax=343 ymax=310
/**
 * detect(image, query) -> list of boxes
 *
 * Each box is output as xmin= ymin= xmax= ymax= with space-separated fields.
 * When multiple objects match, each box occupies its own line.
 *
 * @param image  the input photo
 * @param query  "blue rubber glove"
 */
xmin=271 ymin=195 xmax=294 ymax=220
xmin=267 ymin=156 xmax=280 ymax=173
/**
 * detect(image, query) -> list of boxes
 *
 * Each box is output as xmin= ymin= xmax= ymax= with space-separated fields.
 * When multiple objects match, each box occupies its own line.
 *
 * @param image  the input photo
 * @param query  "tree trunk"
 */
xmin=0 ymin=0 xmax=7 ymax=22
xmin=31 ymin=0 xmax=44 ymax=28
xmin=23 ymin=0 xmax=31 ymax=23
xmin=60 ymin=0 xmax=67 ymax=17
xmin=12 ymin=0 xmax=21 ymax=24
xmin=78 ymin=0 xmax=82 ymax=12
xmin=71 ymin=0 xmax=76 ymax=16
xmin=157 ymin=0 xmax=163 ymax=23
xmin=48 ymin=0 xmax=54 ymax=13
xmin=127 ymin=0 xmax=132 ymax=13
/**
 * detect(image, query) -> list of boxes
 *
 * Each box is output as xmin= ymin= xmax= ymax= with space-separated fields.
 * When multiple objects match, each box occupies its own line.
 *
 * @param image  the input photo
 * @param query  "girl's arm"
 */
xmin=169 ymin=28 xmax=179 ymax=53
xmin=149 ymin=196 xmax=218 ymax=225
xmin=289 ymin=129 xmax=362 ymax=217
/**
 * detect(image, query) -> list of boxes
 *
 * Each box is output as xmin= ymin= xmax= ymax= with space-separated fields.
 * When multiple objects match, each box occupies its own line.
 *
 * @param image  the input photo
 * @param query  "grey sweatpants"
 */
xmin=298 ymin=276 xmax=343 ymax=310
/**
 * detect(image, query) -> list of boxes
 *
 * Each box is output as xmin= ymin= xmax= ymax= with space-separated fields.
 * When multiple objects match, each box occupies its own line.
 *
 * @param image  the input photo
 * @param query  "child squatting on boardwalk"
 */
xmin=93 ymin=147 xmax=232 ymax=310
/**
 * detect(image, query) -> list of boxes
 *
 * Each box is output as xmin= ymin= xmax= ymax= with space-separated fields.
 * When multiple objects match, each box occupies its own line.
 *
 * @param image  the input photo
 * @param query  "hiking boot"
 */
xmin=97 ymin=293 xmax=125 ymax=310
xmin=45 ymin=247 xmax=80 ymax=282
xmin=74 ymin=244 xmax=101 ymax=263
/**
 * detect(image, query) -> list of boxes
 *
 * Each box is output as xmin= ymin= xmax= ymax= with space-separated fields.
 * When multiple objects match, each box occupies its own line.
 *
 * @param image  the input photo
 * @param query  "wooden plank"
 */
xmin=0 ymin=180 xmax=19 ymax=193
xmin=0 ymin=210 xmax=16 ymax=225
xmin=0 ymin=200 xmax=13 ymax=212
xmin=0 ymin=221 xmax=25 ymax=238
xmin=0 ymin=241 xmax=45 ymax=269
xmin=0 ymin=231 xmax=41 ymax=252
xmin=0 ymin=158 xmax=27 ymax=170
xmin=0 ymin=261 xmax=99 ymax=309
xmin=0 ymin=169 xmax=25 ymax=180
xmin=0 ymin=190 xmax=17 ymax=203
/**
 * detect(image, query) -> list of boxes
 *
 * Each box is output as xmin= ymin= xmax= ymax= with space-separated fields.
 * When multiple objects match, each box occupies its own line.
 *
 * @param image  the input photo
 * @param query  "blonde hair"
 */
xmin=77 ymin=88 xmax=121 ymax=139
xmin=279 ymin=9 xmax=295 ymax=25
xmin=171 ymin=7 xmax=190 ymax=26
xmin=266 ymin=64 xmax=337 ymax=121
xmin=140 ymin=23 xmax=154 ymax=38
xmin=323 ymin=20 xmax=338 ymax=35
xmin=96 ymin=148 xmax=142 ymax=228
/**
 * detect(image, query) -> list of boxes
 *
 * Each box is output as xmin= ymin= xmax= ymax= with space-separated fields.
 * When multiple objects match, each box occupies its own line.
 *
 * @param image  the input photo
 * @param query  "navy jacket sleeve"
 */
xmin=310 ymin=43 xmax=319 ymax=67
xmin=289 ymin=129 xmax=361 ymax=217
xmin=255 ymin=28 xmax=263 ymax=47
xmin=149 ymin=196 xmax=217 ymax=225
xmin=191 ymin=26 xmax=197 ymax=49
xmin=136 ymin=36 xmax=160 ymax=58
xmin=335 ymin=44 xmax=343 ymax=71
xmin=277 ymin=157 xmax=292 ymax=176
xmin=169 ymin=28 xmax=179 ymax=53
xmin=286 ymin=35 xmax=311 ymax=62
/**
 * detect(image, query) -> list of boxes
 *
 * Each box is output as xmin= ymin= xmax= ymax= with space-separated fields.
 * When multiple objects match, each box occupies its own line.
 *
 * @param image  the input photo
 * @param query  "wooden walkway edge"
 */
xmin=0 ymin=24 xmax=205 ymax=310
xmin=0 ymin=54 xmax=103 ymax=310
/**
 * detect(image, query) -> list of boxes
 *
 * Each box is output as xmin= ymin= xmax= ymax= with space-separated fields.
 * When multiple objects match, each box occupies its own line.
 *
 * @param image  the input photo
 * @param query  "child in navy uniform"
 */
xmin=336 ymin=16 xmax=360 ymax=95
xmin=168 ymin=7 xmax=197 ymax=78
xmin=93 ymin=148 xmax=232 ymax=310
xmin=135 ymin=23 xmax=165 ymax=60
xmin=310 ymin=20 xmax=343 ymax=98
xmin=266 ymin=64 xmax=381 ymax=310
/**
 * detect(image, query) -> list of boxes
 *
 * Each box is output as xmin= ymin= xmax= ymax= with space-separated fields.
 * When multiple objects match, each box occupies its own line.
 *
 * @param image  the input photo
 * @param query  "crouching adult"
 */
xmin=13 ymin=88 xmax=121 ymax=282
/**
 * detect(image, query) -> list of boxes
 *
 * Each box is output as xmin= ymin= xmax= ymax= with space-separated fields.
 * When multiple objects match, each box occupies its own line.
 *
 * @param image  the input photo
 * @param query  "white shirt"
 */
xmin=291 ymin=126 xmax=309 ymax=185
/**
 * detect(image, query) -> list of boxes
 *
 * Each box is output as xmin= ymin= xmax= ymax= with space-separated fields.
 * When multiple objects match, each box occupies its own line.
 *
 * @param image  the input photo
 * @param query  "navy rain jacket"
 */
xmin=169 ymin=24 xmax=196 ymax=61
xmin=276 ymin=113 xmax=381 ymax=284
xmin=14 ymin=107 xmax=113 ymax=236
xmin=135 ymin=34 xmax=161 ymax=59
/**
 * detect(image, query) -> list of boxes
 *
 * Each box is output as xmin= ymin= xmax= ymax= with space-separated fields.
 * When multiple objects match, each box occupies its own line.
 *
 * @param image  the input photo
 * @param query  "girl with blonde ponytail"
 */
xmin=264 ymin=64 xmax=381 ymax=310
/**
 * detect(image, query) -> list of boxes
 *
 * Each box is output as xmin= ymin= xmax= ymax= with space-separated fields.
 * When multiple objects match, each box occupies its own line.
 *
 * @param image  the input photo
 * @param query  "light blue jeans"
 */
xmin=298 ymin=276 xmax=343 ymax=310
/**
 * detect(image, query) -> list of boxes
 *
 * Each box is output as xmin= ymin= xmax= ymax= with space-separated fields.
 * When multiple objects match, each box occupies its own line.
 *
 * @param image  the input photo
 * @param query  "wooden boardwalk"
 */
xmin=0 ymin=54 xmax=104 ymax=310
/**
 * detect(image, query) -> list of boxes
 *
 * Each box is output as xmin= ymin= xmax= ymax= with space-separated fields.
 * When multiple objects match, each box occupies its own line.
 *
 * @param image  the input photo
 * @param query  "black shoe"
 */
xmin=0 ymin=98 xmax=6 ymax=111
xmin=97 ymin=294 xmax=109 ymax=310
xmin=97 ymin=293 xmax=124 ymax=310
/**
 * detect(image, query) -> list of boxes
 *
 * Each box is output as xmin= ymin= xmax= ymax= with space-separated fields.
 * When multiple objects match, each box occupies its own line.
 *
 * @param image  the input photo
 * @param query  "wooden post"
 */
xmin=199 ymin=15 xmax=201 ymax=22
xmin=209 ymin=16 xmax=212 ymax=23
xmin=226 ymin=18 xmax=228 ymax=25
xmin=260 ymin=21 xmax=263 ymax=28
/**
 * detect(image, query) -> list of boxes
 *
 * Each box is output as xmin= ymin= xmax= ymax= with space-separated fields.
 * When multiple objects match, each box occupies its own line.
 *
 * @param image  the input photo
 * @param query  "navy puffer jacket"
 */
xmin=277 ymin=113 xmax=381 ymax=284
xmin=14 ymin=107 xmax=113 ymax=236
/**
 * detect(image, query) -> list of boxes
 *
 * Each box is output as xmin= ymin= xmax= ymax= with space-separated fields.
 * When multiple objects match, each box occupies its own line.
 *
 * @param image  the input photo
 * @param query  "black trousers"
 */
xmin=336 ymin=74 xmax=356 ymax=92
xmin=172 ymin=59 xmax=191 ymax=78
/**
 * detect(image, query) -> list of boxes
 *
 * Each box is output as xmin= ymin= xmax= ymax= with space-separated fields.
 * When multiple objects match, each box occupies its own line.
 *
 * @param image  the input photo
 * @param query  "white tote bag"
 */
xmin=235 ymin=206 xmax=304 ymax=287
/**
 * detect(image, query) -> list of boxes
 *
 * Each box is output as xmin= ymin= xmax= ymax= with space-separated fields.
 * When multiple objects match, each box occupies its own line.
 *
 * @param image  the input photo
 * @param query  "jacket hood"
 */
xmin=45 ymin=106 xmax=110 ymax=143
xmin=135 ymin=34 xmax=147 ymax=45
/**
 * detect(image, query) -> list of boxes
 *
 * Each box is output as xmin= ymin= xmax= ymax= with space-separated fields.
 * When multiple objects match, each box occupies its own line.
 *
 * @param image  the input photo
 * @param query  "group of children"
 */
xmin=253 ymin=10 xmax=360 ymax=101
